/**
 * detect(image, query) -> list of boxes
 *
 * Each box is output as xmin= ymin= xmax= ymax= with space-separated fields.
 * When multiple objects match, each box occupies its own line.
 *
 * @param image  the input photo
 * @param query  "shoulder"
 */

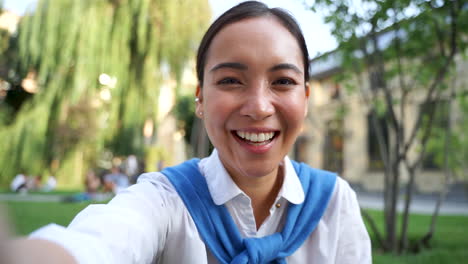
xmin=289 ymin=161 xmax=358 ymax=215
xmin=136 ymin=171 xmax=197 ymax=223
xmin=291 ymin=161 xmax=337 ymax=179
xmin=291 ymin=162 xmax=338 ymax=193
xmin=134 ymin=172 xmax=186 ymax=208
xmin=321 ymin=175 xmax=363 ymax=226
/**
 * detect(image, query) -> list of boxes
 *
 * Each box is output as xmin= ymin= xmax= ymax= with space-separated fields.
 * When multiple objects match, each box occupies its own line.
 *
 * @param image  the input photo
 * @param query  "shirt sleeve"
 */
xmin=29 ymin=174 xmax=173 ymax=264
xmin=334 ymin=179 xmax=372 ymax=264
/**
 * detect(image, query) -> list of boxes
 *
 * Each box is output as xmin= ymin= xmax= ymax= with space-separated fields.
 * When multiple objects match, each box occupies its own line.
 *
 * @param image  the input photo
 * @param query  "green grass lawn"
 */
xmin=365 ymin=210 xmax=468 ymax=263
xmin=3 ymin=201 xmax=92 ymax=235
xmin=0 ymin=189 xmax=82 ymax=195
xmin=2 ymin=200 xmax=468 ymax=263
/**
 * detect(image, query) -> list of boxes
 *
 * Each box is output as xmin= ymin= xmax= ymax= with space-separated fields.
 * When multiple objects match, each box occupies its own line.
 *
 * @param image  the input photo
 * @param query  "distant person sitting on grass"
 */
xmin=25 ymin=175 xmax=42 ymax=191
xmin=10 ymin=173 xmax=27 ymax=193
xmin=85 ymin=170 xmax=101 ymax=194
xmin=102 ymin=166 xmax=129 ymax=194
xmin=62 ymin=170 xmax=110 ymax=203
xmin=41 ymin=176 xmax=57 ymax=192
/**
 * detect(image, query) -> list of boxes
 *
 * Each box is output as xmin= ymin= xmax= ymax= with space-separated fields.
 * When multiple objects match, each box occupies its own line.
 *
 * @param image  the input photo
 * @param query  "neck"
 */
xmin=228 ymin=164 xmax=284 ymax=229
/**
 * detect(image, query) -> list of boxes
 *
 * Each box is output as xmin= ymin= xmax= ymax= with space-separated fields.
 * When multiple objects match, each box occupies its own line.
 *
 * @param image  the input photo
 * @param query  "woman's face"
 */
xmin=197 ymin=16 xmax=309 ymax=182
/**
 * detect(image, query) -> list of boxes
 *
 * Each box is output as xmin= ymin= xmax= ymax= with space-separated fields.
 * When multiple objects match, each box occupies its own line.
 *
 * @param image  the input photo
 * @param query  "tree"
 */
xmin=0 ymin=0 xmax=210 ymax=186
xmin=311 ymin=0 xmax=468 ymax=253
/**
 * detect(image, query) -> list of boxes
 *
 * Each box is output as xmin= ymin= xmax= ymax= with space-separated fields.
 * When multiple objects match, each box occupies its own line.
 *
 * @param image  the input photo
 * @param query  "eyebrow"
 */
xmin=269 ymin=63 xmax=302 ymax=74
xmin=209 ymin=62 xmax=302 ymax=74
xmin=210 ymin=62 xmax=248 ymax=72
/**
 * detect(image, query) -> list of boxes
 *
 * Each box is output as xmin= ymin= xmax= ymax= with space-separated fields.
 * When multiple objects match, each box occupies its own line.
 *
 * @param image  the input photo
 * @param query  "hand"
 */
xmin=0 ymin=205 xmax=77 ymax=264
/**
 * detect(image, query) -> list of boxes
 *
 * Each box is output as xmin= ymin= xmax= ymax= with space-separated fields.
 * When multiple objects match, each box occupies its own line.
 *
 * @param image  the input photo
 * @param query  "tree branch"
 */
xmin=403 ymin=0 xmax=459 ymax=155
xmin=416 ymin=68 xmax=456 ymax=251
xmin=370 ymin=28 xmax=400 ymax=134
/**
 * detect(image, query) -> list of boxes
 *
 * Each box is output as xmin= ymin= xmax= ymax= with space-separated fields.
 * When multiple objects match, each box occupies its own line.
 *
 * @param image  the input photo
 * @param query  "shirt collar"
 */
xmin=199 ymin=149 xmax=305 ymax=206
xmin=279 ymin=155 xmax=305 ymax=205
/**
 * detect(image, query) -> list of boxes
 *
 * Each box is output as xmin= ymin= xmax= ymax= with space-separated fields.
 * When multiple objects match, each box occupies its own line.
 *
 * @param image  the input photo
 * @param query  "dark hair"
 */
xmin=196 ymin=1 xmax=310 ymax=86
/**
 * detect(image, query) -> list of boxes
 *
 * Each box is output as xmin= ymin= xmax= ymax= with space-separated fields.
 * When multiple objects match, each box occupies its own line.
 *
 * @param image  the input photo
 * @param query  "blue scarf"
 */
xmin=162 ymin=159 xmax=336 ymax=264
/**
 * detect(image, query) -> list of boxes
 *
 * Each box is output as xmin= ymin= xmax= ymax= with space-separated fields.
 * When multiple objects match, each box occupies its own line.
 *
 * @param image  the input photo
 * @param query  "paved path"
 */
xmin=0 ymin=193 xmax=112 ymax=203
xmin=356 ymin=192 xmax=468 ymax=215
xmin=0 ymin=193 xmax=64 ymax=202
xmin=2 ymin=192 xmax=468 ymax=215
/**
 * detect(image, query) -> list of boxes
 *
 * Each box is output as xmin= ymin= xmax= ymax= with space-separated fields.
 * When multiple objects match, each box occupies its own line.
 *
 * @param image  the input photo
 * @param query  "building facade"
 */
xmin=297 ymin=52 xmax=468 ymax=193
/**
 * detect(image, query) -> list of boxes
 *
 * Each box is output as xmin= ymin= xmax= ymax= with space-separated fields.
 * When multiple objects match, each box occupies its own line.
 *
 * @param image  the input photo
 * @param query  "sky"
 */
xmin=208 ymin=0 xmax=337 ymax=56
xmin=3 ymin=0 xmax=337 ymax=56
xmin=2 ymin=0 xmax=36 ymax=15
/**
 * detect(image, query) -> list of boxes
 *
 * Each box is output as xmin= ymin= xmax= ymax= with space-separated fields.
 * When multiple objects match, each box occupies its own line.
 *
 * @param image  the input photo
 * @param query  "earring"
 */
xmin=195 ymin=98 xmax=199 ymax=102
xmin=199 ymin=111 xmax=203 ymax=116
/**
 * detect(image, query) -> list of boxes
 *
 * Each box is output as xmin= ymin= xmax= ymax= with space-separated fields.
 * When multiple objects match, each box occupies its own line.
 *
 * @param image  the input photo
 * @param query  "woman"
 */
xmin=4 ymin=1 xmax=371 ymax=263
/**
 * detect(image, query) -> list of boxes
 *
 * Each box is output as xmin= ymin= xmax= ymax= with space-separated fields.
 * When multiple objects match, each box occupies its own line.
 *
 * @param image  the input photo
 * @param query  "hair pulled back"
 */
xmin=196 ymin=1 xmax=310 ymax=86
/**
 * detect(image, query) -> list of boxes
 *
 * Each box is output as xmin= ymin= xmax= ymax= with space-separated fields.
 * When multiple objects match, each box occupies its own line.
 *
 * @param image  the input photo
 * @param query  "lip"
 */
xmin=231 ymin=128 xmax=280 ymax=154
xmin=234 ymin=128 xmax=279 ymax=133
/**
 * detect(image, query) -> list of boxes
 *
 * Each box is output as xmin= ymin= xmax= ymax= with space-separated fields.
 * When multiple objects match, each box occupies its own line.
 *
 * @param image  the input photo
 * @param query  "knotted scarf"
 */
xmin=162 ymin=159 xmax=336 ymax=264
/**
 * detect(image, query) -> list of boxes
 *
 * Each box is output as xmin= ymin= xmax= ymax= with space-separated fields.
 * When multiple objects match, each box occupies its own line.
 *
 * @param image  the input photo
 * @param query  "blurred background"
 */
xmin=0 ymin=0 xmax=467 ymax=263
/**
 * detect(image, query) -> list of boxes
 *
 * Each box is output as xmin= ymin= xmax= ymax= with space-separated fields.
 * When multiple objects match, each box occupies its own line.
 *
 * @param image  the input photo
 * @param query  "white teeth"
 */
xmin=258 ymin=133 xmax=265 ymax=141
xmin=251 ymin=133 xmax=258 ymax=142
xmin=236 ymin=131 xmax=275 ymax=142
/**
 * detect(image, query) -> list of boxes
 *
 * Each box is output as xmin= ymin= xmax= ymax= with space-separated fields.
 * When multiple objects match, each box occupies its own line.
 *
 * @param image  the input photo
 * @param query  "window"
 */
xmin=330 ymin=83 xmax=341 ymax=100
xmin=367 ymin=111 xmax=389 ymax=171
xmin=420 ymin=100 xmax=449 ymax=170
xmin=323 ymin=119 xmax=344 ymax=174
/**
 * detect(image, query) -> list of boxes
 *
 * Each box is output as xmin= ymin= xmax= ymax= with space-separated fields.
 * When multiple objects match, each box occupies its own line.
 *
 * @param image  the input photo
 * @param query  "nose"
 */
xmin=239 ymin=83 xmax=275 ymax=120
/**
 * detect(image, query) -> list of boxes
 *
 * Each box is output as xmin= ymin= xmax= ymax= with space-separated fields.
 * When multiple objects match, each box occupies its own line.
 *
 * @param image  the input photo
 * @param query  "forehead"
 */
xmin=204 ymin=16 xmax=303 ymax=71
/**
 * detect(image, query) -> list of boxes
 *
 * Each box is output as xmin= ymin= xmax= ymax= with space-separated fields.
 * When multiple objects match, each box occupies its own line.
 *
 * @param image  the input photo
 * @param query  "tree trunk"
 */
xmin=387 ymin=159 xmax=400 ymax=252
xmin=399 ymin=166 xmax=416 ymax=252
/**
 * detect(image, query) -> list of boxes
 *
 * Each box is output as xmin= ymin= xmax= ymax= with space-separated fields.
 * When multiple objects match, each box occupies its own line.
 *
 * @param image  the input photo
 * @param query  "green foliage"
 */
xmin=452 ymin=95 xmax=468 ymax=177
xmin=0 ymin=104 xmax=13 ymax=126
xmin=0 ymin=28 xmax=8 ymax=56
xmin=314 ymin=0 xmax=468 ymax=89
xmin=172 ymin=94 xmax=196 ymax=143
xmin=374 ymin=97 xmax=387 ymax=117
xmin=0 ymin=0 xmax=210 ymax=185
xmin=424 ymin=94 xmax=468 ymax=178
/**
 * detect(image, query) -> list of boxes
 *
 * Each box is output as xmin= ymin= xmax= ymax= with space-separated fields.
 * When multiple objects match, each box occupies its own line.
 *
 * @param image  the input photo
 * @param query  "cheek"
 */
xmin=280 ymin=96 xmax=307 ymax=129
xmin=202 ymin=93 xmax=236 ymax=132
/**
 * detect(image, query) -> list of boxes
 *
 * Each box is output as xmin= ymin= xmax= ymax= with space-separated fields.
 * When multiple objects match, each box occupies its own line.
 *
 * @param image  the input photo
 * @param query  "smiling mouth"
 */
xmin=233 ymin=131 xmax=278 ymax=146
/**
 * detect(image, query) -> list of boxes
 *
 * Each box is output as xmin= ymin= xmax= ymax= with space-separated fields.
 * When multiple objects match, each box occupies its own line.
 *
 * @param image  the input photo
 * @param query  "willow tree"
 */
xmin=0 ymin=0 xmax=210 ymax=186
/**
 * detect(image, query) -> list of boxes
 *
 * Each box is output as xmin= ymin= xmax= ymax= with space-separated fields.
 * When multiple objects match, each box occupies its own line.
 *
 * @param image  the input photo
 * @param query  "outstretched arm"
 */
xmin=2 ymin=238 xmax=77 ymax=264
xmin=0 ymin=204 xmax=75 ymax=264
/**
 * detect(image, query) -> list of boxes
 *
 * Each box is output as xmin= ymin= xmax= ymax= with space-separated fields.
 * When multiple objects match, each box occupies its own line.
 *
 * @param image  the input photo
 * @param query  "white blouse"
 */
xmin=30 ymin=150 xmax=371 ymax=264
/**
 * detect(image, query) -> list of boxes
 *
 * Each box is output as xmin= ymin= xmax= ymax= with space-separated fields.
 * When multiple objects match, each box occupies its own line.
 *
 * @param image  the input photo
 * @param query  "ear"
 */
xmin=304 ymin=83 xmax=310 ymax=117
xmin=195 ymin=85 xmax=203 ymax=119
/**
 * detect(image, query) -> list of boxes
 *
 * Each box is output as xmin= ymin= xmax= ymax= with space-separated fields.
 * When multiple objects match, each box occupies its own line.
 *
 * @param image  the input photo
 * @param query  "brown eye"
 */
xmin=217 ymin=77 xmax=241 ymax=85
xmin=273 ymin=78 xmax=296 ymax=85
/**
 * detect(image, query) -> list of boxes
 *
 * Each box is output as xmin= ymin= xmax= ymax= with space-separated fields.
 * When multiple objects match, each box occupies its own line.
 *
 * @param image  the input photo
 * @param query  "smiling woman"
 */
xmin=196 ymin=15 xmax=311 ymax=228
xmin=3 ymin=1 xmax=371 ymax=264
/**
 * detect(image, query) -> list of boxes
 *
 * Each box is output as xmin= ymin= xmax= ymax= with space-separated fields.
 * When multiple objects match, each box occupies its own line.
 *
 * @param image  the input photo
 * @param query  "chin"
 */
xmin=240 ymin=163 xmax=279 ymax=178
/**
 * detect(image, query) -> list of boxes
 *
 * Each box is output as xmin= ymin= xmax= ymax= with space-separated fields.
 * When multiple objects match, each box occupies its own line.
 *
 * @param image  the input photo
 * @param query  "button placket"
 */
xmin=236 ymin=195 xmax=257 ymax=236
